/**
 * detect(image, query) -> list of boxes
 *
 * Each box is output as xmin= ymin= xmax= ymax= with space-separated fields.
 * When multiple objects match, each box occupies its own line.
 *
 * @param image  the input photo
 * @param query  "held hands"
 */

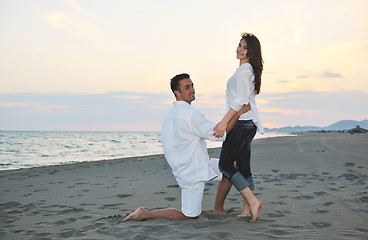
xmin=213 ymin=120 xmax=227 ymax=138
xmin=213 ymin=103 xmax=251 ymax=138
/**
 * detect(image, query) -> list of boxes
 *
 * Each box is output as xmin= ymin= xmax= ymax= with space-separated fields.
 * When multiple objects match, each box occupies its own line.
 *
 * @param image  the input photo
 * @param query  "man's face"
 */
xmin=175 ymin=78 xmax=195 ymax=104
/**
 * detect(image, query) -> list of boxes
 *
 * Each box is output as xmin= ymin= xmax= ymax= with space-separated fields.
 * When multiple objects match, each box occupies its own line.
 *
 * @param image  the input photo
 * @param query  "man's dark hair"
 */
xmin=170 ymin=73 xmax=190 ymax=94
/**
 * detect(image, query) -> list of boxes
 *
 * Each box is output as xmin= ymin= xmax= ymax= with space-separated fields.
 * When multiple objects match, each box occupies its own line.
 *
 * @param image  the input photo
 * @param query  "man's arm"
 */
xmin=225 ymin=103 xmax=251 ymax=133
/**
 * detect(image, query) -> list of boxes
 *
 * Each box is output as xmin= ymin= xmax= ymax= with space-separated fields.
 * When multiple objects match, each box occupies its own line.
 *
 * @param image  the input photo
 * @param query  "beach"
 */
xmin=1 ymin=132 xmax=368 ymax=239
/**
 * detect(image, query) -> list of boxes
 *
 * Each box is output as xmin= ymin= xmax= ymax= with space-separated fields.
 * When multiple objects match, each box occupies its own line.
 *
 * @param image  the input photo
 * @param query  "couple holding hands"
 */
xmin=123 ymin=32 xmax=264 ymax=223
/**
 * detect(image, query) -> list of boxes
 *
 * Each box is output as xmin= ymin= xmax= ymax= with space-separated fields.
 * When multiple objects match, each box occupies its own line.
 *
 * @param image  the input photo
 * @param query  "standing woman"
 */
xmin=213 ymin=32 xmax=264 ymax=222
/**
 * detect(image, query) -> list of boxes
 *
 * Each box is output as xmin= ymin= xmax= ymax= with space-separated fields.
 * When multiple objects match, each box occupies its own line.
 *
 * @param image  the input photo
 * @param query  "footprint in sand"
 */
xmin=359 ymin=196 xmax=368 ymax=202
xmin=164 ymin=197 xmax=176 ymax=201
xmin=294 ymin=195 xmax=314 ymax=200
xmin=323 ymin=201 xmax=335 ymax=206
xmin=81 ymin=223 xmax=105 ymax=231
xmin=313 ymin=191 xmax=327 ymax=196
xmin=141 ymin=225 xmax=168 ymax=232
xmin=0 ymin=201 xmax=22 ymax=209
xmin=355 ymin=228 xmax=368 ymax=234
xmin=266 ymin=229 xmax=290 ymax=236
xmin=344 ymin=162 xmax=355 ymax=167
xmin=339 ymin=173 xmax=359 ymax=181
xmin=210 ymin=232 xmax=232 ymax=238
xmin=58 ymin=207 xmax=84 ymax=214
xmin=312 ymin=209 xmax=329 ymax=214
xmin=57 ymin=229 xmax=80 ymax=238
xmin=311 ymin=222 xmax=331 ymax=228
xmin=47 ymin=170 xmax=58 ymax=175
xmin=34 ymin=232 xmax=52 ymax=238
xmin=75 ymin=182 xmax=89 ymax=185
xmin=99 ymin=203 xmax=126 ymax=209
xmin=116 ymin=194 xmax=132 ymax=198
xmin=167 ymin=184 xmax=179 ymax=188
xmin=266 ymin=212 xmax=285 ymax=218
xmin=33 ymin=189 xmax=48 ymax=192
xmin=54 ymin=217 xmax=77 ymax=225
xmin=270 ymin=201 xmax=287 ymax=205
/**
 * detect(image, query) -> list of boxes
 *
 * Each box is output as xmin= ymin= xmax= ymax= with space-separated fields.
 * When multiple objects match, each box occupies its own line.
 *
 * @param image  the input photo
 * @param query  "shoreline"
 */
xmin=1 ymin=132 xmax=367 ymax=239
xmin=0 ymin=131 xmax=294 ymax=171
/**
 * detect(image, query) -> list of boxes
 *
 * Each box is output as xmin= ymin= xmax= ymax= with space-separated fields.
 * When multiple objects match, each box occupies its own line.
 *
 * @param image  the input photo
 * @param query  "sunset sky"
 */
xmin=1 ymin=0 xmax=367 ymax=131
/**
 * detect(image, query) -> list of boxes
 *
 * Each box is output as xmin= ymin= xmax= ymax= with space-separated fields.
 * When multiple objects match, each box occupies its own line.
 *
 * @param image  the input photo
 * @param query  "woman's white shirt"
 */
xmin=226 ymin=63 xmax=264 ymax=134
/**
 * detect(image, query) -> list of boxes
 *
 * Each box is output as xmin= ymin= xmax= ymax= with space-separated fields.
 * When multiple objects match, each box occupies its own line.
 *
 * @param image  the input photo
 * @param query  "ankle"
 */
xmin=213 ymin=207 xmax=225 ymax=211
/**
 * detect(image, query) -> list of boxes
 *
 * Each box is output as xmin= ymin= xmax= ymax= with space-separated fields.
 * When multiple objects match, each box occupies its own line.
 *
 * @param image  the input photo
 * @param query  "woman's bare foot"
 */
xmin=249 ymin=200 xmax=262 ymax=223
xmin=121 ymin=207 xmax=146 ymax=222
xmin=237 ymin=210 xmax=251 ymax=217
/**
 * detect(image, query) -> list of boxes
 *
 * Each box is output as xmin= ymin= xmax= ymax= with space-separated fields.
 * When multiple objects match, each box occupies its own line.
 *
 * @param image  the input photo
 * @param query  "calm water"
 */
xmin=0 ymin=131 xmax=292 ymax=170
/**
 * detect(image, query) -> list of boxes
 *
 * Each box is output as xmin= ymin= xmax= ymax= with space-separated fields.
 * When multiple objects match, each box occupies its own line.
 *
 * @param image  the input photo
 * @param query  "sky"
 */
xmin=1 ymin=0 xmax=367 ymax=131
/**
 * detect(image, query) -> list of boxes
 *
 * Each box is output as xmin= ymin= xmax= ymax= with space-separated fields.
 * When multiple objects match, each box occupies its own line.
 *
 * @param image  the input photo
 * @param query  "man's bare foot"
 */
xmin=213 ymin=209 xmax=227 ymax=214
xmin=121 ymin=207 xmax=146 ymax=222
xmin=249 ymin=200 xmax=262 ymax=223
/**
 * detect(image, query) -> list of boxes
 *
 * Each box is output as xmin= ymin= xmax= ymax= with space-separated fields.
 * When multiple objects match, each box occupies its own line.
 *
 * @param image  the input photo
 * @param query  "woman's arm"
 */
xmin=226 ymin=103 xmax=250 ymax=133
xmin=214 ymin=68 xmax=252 ymax=137
xmin=213 ymin=108 xmax=237 ymax=137
xmin=214 ymin=103 xmax=251 ymax=137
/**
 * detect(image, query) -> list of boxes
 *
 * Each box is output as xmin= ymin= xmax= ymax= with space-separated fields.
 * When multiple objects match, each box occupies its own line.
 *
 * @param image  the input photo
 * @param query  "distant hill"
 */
xmin=324 ymin=120 xmax=368 ymax=130
xmin=265 ymin=119 xmax=368 ymax=133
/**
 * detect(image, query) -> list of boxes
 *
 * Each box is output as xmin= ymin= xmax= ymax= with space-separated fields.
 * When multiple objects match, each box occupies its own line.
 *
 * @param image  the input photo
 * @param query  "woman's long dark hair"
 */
xmin=241 ymin=33 xmax=263 ymax=95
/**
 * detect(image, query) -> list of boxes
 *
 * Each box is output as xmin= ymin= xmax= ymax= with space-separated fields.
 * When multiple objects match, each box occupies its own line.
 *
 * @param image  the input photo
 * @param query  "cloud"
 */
xmin=44 ymin=12 xmax=71 ymax=31
xmin=67 ymin=0 xmax=91 ymax=17
xmin=194 ymin=94 xmax=225 ymax=109
xmin=260 ymin=108 xmax=319 ymax=116
xmin=0 ymin=101 xmax=73 ymax=113
xmin=116 ymin=95 xmax=146 ymax=100
xmin=258 ymin=91 xmax=368 ymax=127
xmin=0 ymin=102 xmax=34 ymax=108
xmin=42 ymin=0 xmax=111 ymax=52
xmin=295 ymin=70 xmax=343 ymax=80
xmin=263 ymin=123 xmax=284 ymax=129
xmin=296 ymin=75 xmax=309 ymax=79
xmin=322 ymin=70 xmax=343 ymax=78
xmin=1 ymin=90 xmax=367 ymax=131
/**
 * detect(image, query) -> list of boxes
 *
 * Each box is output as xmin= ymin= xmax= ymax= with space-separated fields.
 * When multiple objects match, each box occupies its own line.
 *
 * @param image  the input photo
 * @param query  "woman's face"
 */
xmin=236 ymin=39 xmax=248 ymax=62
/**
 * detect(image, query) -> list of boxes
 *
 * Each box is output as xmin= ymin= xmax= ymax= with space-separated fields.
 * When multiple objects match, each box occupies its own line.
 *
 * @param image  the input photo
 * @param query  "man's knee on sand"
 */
xmin=181 ymin=182 xmax=205 ymax=218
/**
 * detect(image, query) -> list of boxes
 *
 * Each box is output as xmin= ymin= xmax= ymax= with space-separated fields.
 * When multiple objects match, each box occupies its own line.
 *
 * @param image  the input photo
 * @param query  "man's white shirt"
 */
xmin=161 ymin=101 xmax=226 ymax=188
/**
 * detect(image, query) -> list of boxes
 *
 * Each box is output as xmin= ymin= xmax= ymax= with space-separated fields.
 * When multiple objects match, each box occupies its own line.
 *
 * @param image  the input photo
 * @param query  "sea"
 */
xmin=0 ymin=131 xmax=292 ymax=171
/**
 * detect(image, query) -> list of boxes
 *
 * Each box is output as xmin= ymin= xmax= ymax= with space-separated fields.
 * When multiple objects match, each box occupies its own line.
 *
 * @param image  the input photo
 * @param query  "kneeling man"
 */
xmin=122 ymin=73 xmax=249 ymax=221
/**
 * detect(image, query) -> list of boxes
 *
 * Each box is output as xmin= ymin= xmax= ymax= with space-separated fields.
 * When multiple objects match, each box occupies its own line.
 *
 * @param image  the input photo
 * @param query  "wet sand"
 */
xmin=1 ymin=132 xmax=368 ymax=239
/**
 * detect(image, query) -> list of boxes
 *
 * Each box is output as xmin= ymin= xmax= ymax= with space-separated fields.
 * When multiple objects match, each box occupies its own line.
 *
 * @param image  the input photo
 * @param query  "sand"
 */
xmin=1 ymin=132 xmax=368 ymax=239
